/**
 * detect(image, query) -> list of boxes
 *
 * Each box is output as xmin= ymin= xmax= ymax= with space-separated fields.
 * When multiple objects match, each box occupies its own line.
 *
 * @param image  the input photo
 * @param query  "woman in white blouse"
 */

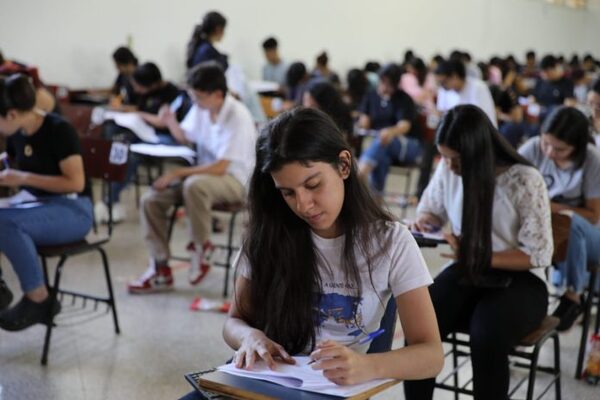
xmin=404 ymin=105 xmax=553 ymax=400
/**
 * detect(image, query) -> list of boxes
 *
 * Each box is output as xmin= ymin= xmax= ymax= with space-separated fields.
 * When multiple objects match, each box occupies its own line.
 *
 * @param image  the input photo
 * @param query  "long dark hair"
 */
xmin=436 ymin=105 xmax=531 ymax=281
xmin=541 ymin=106 xmax=592 ymax=169
xmin=186 ymin=11 xmax=227 ymax=68
xmin=239 ymin=108 xmax=393 ymax=354
xmin=307 ymin=81 xmax=353 ymax=135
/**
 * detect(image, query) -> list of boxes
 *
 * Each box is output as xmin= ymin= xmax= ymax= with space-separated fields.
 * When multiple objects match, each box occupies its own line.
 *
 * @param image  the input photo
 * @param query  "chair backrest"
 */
xmin=80 ymin=137 xmax=128 ymax=183
xmin=367 ymin=297 xmax=397 ymax=354
xmin=551 ymin=212 xmax=571 ymax=264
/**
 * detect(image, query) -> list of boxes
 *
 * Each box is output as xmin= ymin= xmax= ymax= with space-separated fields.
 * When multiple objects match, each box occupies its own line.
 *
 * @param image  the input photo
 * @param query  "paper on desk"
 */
xmin=219 ymin=356 xmax=393 ymax=397
xmin=130 ymin=143 xmax=196 ymax=164
xmin=248 ymin=80 xmax=280 ymax=94
xmin=0 ymin=190 xmax=38 ymax=208
xmin=102 ymin=111 xmax=160 ymax=143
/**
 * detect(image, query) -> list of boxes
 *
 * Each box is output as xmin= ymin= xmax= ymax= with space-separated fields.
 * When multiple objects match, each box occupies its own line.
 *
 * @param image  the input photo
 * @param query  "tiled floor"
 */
xmin=0 ymin=173 xmax=598 ymax=399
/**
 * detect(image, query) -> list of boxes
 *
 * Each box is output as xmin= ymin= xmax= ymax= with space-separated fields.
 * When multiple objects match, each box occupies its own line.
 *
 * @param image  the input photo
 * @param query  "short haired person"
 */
xmin=434 ymin=59 xmax=497 ymax=127
xmin=127 ymin=62 xmax=257 ymax=293
xmin=261 ymin=37 xmax=288 ymax=89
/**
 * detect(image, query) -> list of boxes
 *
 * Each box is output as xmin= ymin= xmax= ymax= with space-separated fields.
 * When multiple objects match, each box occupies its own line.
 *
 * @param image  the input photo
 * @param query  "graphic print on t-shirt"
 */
xmin=316 ymin=292 xmax=362 ymax=329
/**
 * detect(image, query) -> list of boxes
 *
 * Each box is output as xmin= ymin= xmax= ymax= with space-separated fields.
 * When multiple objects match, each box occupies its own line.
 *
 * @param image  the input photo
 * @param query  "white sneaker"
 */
xmin=111 ymin=203 xmax=127 ymax=223
xmin=94 ymin=201 xmax=109 ymax=224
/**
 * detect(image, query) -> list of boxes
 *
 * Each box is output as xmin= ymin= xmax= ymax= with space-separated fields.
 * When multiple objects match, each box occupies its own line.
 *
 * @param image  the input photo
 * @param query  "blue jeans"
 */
xmin=360 ymin=136 xmax=422 ymax=194
xmin=499 ymin=122 xmax=526 ymax=148
xmin=553 ymin=213 xmax=600 ymax=293
xmin=108 ymin=132 xmax=177 ymax=203
xmin=0 ymin=197 xmax=93 ymax=292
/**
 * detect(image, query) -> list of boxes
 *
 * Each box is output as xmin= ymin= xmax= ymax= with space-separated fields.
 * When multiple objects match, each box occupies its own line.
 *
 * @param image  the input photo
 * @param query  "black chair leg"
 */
xmin=553 ymin=332 xmax=562 ymax=400
xmin=41 ymin=255 xmax=67 ymax=365
xmin=222 ymin=211 xmax=238 ymax=298
xmin=98 ymin=247 xmax=120 ymax=334
xmin=577 ymin=267 xmax=598 ymax=379
xmin=451 ymin=335 xmax=459 ymax=400
xmin=526 ymin=341 xmax=542 ymax=400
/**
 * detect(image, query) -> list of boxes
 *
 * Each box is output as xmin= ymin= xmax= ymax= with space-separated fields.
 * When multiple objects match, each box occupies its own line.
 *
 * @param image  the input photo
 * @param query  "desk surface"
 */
xmin=187 ymin=370 xmax=399 ymax=400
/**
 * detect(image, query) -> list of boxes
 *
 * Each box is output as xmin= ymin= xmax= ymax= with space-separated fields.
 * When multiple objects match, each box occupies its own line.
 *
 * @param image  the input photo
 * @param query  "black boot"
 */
xmin=0 ymin=277 xmax=13 ymax=311
xmin=0 ymin=295 xmax=61 ymax=331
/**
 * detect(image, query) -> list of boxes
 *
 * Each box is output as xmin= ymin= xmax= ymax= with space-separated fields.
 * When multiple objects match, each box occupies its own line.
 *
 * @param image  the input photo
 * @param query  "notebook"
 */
xmin=218 ymin=356 xmax=394 ymax=398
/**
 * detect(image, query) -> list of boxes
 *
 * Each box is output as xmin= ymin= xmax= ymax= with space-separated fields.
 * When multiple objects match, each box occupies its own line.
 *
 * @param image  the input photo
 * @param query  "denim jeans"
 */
xmin=360 ymin=136 xmax=423 ymax=194
xmin=0 ymin=196 xmax=93 ymax=292
xmin=553 ymin=213 xmax=600 ymax=294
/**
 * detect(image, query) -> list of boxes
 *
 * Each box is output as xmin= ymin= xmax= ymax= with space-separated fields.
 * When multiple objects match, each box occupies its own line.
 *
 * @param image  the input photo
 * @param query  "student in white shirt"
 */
xmin=404 ymin=105 xmax=553 ymax=400
xmin=223 ymin=108 xmax=443 ymax=385
xmin=519 ymin=106 xmax=600 ymax=331
xmin=434 ymin=59 xmax=497 ymax=127
xmin=128 ymin=62 xmax=257 ymax=294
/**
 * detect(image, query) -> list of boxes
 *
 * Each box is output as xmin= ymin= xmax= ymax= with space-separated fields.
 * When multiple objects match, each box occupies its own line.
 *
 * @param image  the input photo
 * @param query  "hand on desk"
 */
xmin=411 ymin=213 xmax=442 ymax=233
xmin=233 ymin=329 xmax=295 ymax=371
xmin=440 ymin=233 xmax=459 ymax=260
xmin=0 ymin=169 xmax=27 ymax=187
xmin=309 ymin=340 xmax=372 ymax=386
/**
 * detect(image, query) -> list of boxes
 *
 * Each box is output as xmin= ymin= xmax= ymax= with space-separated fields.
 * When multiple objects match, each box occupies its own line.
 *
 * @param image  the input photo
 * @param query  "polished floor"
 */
xmin=0 ymin=173 xmax=598 ymax=400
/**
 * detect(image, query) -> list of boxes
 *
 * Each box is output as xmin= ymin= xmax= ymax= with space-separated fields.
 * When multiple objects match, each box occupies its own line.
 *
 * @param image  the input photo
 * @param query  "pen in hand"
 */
xmin=307 ymin=328 xmax=386 ymax=365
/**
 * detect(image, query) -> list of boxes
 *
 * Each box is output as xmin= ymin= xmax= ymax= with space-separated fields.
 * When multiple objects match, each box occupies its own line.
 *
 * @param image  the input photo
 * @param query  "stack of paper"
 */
xmin=219 ymin=356 xmax=393 ymax=397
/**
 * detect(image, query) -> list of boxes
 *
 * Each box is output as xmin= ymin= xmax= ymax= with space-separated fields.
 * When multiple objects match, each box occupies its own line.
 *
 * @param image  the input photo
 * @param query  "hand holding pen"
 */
xmin=308 ymin=329 xmax=386 ymax=386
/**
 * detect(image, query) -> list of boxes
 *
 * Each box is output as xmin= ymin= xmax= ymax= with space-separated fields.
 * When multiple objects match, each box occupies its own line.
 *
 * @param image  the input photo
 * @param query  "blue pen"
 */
xmin=308 ymin=329 xmax=386 ymax=365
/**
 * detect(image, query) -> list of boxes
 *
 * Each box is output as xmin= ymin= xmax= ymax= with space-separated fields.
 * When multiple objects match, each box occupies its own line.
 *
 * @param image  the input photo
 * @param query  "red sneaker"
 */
xmin=188 ymin=241 xmax=215 ymax=286
xmin=127 ymin=263 xmax=174 ymax=294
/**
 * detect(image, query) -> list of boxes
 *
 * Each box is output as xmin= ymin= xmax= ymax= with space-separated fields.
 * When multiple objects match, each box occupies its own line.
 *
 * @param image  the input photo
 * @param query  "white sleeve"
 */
xmin=216 ymin=109 xmax=256 ymax=162
xmin=179 ymin=106 xmax=202 ymax=143
xmin=387 ymin=224 xmax=433 ymax=297
xmin=477 ymin=84 xmax=498 ymax=128
xmin=515 ymin=168 xmax=554 ymax=267
xmin=417 ymin=162 xmax=449 ymax=224
xmin=233 ymin=250 xmax=251 ymax=279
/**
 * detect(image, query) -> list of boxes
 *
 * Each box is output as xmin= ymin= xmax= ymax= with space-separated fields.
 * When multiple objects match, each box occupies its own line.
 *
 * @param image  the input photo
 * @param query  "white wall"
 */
xmin=1 ymin=0 xmax=599 ymax=88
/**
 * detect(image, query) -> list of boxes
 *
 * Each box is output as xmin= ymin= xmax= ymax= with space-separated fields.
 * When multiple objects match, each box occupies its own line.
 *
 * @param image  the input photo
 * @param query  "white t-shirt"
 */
xmin=237 ymin=221 xmax=433 ymax=354
xmin=519 ymin=136 xmax=600 ymax=207
xmin=180 ymin=94 xmax=257 ymax=187
xmin=417 ymin=162 xmax=553 ymax=280
xmin=436 ymin=77 xmax=498 ymax=127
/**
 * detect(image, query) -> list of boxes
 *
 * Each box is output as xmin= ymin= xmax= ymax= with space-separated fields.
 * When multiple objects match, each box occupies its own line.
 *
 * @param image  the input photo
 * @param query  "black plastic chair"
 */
xmin=36 ymin=137 xmax=127 ymax=365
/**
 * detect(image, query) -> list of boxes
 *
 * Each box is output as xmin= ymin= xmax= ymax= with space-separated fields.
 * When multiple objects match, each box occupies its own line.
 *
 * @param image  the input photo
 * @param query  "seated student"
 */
xmin=523 ymin=50 xmax=539 ymax=78
xmin=302 ymin=80 xmax=354 ymax=145
xmin=404 ymin=105 xmax=553 ymax=400
xmin=400 ymin=57 xmax=436 ymax=111
xmin=344 ymin=68 xmax=370 ymax=114
xmin=110 ymin=46 xmax=139 ymax=106
xmin=172 ymin=107 xmax=444 ymax=399
xmin=311 ymin=51 xmax=341 ymax=87
xmin=261 ymin=37 xmax=288 ymax=90
xmin=531 ymin=55 xmax=576 ymax=121
xmin=490 ymin=85 xmax=526 ymax=148
xmin=285 ymin=62 xmax=310 ymax=106
xmin=186 ymin=11 xmax=228 ymax=70
xmin=519 ymin=106 xmax=600 ymax=331
xmin=127 ymin=62 xmax=256 ymax=293
xmin=434 ymin=59 xmax=498 ymax=127
xmin=96 ymin=62 xmax=188 ymax=223
xmin=589 ymin=79 xmax=600 ymax=140
xmin=0 ymin=50 xmax=56 ymax=113
xmin=0 ymin=74 xmax=92 ymax=330
xmin=357 ymin=63 xmax=422 ymax=198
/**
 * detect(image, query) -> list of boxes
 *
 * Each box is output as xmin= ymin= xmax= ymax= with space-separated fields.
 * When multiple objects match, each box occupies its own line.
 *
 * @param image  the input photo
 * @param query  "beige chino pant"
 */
xmin=140 ymin=174 xmax=245 ymax=262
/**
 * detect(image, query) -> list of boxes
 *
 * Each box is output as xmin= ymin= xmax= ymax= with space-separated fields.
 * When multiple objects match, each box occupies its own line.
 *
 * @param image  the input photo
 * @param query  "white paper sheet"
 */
xmin=219 ymin=356 xmax=393 ymax=397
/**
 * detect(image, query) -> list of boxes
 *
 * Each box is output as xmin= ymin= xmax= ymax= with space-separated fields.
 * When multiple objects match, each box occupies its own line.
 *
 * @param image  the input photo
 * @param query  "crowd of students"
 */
xmin=1 ymin=8 xmax=600 ymax=400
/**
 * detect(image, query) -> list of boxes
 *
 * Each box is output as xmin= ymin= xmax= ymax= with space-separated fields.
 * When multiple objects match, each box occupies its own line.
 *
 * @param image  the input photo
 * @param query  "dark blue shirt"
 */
xmin=191 ymin=42 xmax=228 ymax=70
xmin=533 ymin=77 xmax=574 ymax=107
xmin=359 ymin=89 xmax=420 ymax=139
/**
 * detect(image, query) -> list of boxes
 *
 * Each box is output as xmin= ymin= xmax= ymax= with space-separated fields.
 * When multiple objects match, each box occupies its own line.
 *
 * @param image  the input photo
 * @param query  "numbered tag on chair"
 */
xmin=109 ymin=142 xmax=128 ymax=165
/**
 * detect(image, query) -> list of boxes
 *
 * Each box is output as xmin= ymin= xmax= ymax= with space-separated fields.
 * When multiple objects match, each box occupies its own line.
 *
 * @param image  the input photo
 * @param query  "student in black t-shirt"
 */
xmin=99 ymin=62 xmax=191 ymax=222
xmin=0 ymin=74 xmax=93 ymax=331
xmin=532 ymin=55 xmax=576 ymax=122
xmin=111 ymin=46 xmax=139 ymax=106
xmin=357 ymin=64 xmax=422 ymax=199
